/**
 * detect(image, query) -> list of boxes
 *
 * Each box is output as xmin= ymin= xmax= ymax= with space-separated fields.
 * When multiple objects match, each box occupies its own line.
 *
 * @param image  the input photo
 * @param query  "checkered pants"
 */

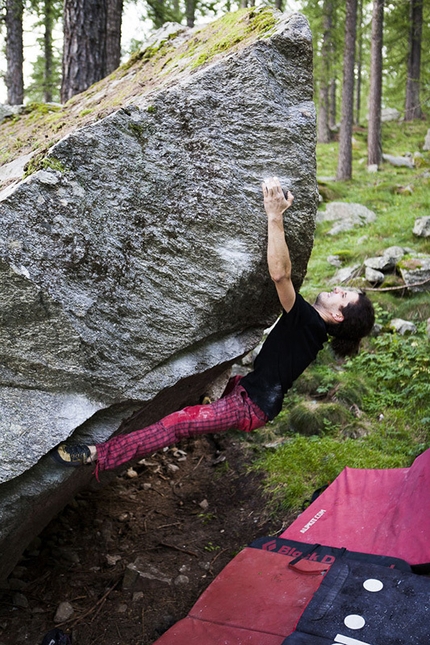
xmin=95 ymin=377 xmax=268 ymax=473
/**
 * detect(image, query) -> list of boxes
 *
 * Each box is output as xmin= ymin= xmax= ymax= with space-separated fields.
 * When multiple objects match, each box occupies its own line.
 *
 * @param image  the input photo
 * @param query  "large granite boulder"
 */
xmin=0 ymin=8 xmax=317 ymax=579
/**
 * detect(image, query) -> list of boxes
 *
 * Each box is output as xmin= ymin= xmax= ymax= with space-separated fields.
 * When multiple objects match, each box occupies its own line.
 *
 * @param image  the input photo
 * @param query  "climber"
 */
xmin=53 ymin=177 xmax=374 ymax=473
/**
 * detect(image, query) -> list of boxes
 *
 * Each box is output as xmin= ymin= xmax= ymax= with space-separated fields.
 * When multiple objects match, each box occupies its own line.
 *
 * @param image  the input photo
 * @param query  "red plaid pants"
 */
xmin=95 ymin=377 xmax=268 ymax=473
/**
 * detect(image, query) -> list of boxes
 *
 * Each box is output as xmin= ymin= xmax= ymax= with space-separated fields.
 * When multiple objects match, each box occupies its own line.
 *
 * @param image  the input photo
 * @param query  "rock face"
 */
xmin=0 ymin=8 xmax=317 ymax=579
xmin=413 ymin=216 xmax=430 ymax=238
xmin=380 ymin=107 xmax=401 ymax=122
xmin=317 ymin=202 xmax=376 ymax=235
xmin=382 ymin=153 xmax=414 ymax=168
xmin=399 ymin=255 xmax=430 ymax=293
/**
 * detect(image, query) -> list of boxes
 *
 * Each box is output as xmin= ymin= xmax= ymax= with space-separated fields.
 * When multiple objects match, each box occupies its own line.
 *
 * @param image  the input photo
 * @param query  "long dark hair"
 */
xmin=325 ymin=292 xmax=375 ymax=358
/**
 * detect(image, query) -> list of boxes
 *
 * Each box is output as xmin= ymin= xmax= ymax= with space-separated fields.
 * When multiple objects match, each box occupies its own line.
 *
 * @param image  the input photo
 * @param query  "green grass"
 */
xmin=256 ymin=428 xmax=423 ymax=512
xmin=249 ymin=118 xmax=430 ymax=513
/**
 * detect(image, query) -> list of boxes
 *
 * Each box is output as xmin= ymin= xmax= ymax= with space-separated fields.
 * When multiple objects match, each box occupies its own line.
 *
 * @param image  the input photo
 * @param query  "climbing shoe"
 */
xmin=41 ymin=628 xmax=71 ymax=645
xmin=52 ymin=443 xmax=91 ymax=466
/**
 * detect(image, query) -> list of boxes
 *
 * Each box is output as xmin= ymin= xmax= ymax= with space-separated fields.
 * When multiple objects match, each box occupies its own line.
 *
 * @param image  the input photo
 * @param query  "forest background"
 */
xmin=0 ymin=1 xmax=429 ymax=179
xmin=0 ymin=0 xmax=429 ymax=139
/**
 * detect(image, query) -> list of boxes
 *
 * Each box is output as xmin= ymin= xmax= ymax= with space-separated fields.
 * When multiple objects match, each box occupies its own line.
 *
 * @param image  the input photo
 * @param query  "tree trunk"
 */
xmin=329 ymin=77 xmax=337 ymax=129
xmin=368 ymin=0 xmax=384 ymax=167
xmin=317 ymin=0 xmax=334 ymax=144
xmin=61 ymin=0 xmax=108 ymax=103
xmin=318 ymin=85 xmax=331 ymax=144
xmin=405 ymin=0 xmax=423 ymax=120
xmin=106 ymin=0 xmax=123 ymax=75
xmin=43 ymin=0 xmax=54 ymax=103
xmin=354 ymin=0 xmax=363 ymax=125
xmin=5 ymin=0 xmax=24 ymax=105
xmin=185 ymin=0 xmax=195 ymax=27
xmin=336 ymin=0 xmax=357 ymax=181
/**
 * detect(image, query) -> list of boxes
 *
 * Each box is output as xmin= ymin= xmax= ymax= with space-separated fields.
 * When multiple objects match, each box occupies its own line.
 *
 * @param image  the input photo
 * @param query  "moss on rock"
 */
xmin=0 ymin=8 xmax=281 ymax=174
xmin=289 ymin=400 xmax=353 ymax=436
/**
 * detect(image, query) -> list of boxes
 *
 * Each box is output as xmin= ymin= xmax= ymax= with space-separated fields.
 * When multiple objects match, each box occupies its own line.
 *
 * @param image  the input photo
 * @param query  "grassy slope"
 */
xmin=249 ymin=118 xmax=430 ymax=512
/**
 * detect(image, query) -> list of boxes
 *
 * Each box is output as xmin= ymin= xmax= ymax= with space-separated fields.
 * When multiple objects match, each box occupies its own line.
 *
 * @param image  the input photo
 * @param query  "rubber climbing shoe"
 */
xmin=41 ymin=628 xmax=71 ymax=645
xmin=52 ymin=443 xmax=91 ymax=466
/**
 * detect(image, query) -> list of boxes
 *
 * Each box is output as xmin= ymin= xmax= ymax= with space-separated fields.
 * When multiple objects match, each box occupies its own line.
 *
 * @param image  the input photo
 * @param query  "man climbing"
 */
xmin=53 ymin=177 xmax=375 ymax=473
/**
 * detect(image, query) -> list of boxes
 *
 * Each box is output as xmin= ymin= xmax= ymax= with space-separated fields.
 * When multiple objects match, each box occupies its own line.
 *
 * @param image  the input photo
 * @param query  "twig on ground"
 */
xmin=209 ymin=548 xmax=228 ymax=571
xmin=56 ymin=578 xmax=121 ymax=629
xmin=158 ymin=541 xmax=199 ymax=557
xmin=193 ymin=455 xmax=205 ymax=471
xmin=156 ymin=521 xmax=182 ymax=529
xmin=365 ymin=276 xmax=430 ymax=292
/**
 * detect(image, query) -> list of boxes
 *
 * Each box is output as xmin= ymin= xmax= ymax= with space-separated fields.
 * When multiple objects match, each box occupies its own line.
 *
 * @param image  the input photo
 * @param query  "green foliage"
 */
xmin=146 ymin=0 xmax=183 ymax=29
xmin=258 ymin=429 xmax=421 ymax=512
xmin=26 ymin=51 xmax=62 ymax=103
xmin=190 ymin=8 xmax=277 ymax=68
xmin=198 ymin=512 xmax=217 ymax=524
xmin=382 ymin=0 xmax=430 ymax=115
xmin=300 ymin=0 xmax=430 ymax=125
xmin=204 ymin=541 xmax=220 ymax=552
xmin=19 ymin=101 xmax=59 ymax=115
xmin=26 ymin=0 xmax=63 ymax=103
xmin=23 ymin=153 xmax=66 ymax=177
xmin=346 ymin=322 xmax=430 ymax=416
xmin=288 ymin=400 xmax=352 ymax=436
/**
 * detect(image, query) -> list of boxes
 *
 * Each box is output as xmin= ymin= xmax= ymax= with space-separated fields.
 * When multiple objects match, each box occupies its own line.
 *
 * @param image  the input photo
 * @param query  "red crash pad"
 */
xmin=154 ymin=546 xmax=330 ymax=645
xmin=153 ymin=616 xmax=284 ymax=645
xmin=281 ymin=448 xmax=430 ymax=568
xmin=153 ymin=541 xmax=409 ymax=645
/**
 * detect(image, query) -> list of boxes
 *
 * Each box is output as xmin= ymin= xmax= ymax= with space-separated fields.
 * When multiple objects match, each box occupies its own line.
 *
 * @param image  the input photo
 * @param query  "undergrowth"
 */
xmin=250 ymin=118 xmax=430 ymax=513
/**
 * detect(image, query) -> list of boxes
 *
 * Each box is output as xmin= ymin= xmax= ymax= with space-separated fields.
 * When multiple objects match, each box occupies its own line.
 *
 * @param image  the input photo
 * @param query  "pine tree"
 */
xmin=405 ymin=0 xmax=423 ymax=120
xmin=317 ymin=0 xmax=335 ymax=143
xmin=336 ymin=0 xmax=357 ymax=180
xmin=354 ymin=0 xmax=364 ymax=125
xmin=28 ymin=0 xmax=63 ymax=103
xmin=106 ymin=0 xmax=124 ymax=75
xmin=61 ymin=0 xmax=123 ymax=102
xmin=367 ymin=0 xmax=384 ymax=167
xmin=5 ymin=0 xmax=24 ymax=104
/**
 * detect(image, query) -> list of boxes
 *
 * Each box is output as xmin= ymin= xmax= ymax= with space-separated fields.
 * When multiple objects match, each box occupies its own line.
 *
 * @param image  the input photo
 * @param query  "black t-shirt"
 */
xmin=240 ymin=293 xmax=327 ymax=420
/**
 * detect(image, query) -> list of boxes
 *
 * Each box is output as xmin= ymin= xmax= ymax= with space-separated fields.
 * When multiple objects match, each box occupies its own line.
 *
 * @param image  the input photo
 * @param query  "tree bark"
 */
xmin=5 ymin=0 xmax=24 ymax=105
xmin=317 ymin=0 xmax=334 ymax=144
xmin=61 ymin=0 xmax=108 ymax=103
xmin=405 ymin=0 xmax=423 ymax=120
xmin=336 ymin=0 xmax=357 ymax=181
xmin=368 ymin=0 xmax=384 ymax=167
xmin=106 ymin=0 xmax=123 ymax=75
xmin=329 ymin=78 xmax=337 ymax=130
xmin=354 ymin=0 xmax=363 ymax=125
xmin=43 ymin=0 xmax=54 ymax=102
xmin=185 ymin=0 xmax=195 ymax=27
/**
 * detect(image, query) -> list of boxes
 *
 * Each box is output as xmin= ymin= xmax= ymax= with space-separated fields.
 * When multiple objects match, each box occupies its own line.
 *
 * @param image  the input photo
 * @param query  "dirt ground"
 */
xmin=0 ymin=433 xmax=295 ymax=645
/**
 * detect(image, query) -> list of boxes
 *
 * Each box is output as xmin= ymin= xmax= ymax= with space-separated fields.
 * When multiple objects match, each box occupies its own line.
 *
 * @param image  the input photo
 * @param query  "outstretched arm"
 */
xmin=262 ymin=177 xmax=296 ymax=313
